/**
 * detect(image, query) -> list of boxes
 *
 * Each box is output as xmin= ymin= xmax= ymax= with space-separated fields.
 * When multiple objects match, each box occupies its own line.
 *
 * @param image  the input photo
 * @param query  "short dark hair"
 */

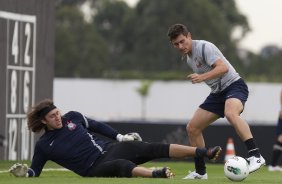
xmin=167 ymin=24 xmax=189 ymax=41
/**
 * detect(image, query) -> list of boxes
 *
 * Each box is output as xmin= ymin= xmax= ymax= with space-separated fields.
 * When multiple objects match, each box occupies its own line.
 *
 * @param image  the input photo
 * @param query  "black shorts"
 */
xmin=200 ymin=78 xmax=249 ymax=118
xmin=276 ymin=118 xmax=282 ymax=136
xmin=86 ymin=141 xmax=170 ymax=177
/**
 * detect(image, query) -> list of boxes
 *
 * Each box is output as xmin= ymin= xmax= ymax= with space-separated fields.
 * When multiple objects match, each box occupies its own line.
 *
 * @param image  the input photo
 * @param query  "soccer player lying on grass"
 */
xmin=9 ymin=99 xmax=222 ymax=178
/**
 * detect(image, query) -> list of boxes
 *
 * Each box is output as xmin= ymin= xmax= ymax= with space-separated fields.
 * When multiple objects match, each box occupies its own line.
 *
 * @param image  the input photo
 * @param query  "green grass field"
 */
xmin=0 ymin=160 xmax=280 ymax=184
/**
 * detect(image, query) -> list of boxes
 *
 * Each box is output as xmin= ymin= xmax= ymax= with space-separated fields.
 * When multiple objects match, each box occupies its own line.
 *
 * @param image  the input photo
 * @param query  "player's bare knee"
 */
xmin=224 ymin=111 xmax=238 ymax=123
xmin=186 ymin=123 xmax=190 ymax=132
xmin=187 ymin=123 xmax=201 ymax=137
xmin=277 ymin=134 xmax=282 ymax=142
xmin=186 ymin=123 xmax=193 ymax=133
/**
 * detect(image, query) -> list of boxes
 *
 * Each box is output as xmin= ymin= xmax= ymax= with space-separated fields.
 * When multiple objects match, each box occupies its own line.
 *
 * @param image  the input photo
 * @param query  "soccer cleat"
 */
xmin=268 ymin=165 xmax=282 ymax=172
xmin=152 ymin=167 xmax=175 ymax=179
xmin=206 ymin=146 xmax=222 ymax=161
xmin=247 ymin=155 xmax=265 ymax=173
xmin=182 ymin=171 xmax=208 ymax=180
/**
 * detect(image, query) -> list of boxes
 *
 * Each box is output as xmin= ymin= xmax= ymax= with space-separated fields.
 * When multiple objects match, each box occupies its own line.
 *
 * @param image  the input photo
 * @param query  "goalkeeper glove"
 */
xmin=9 ymin=163 xmax=28 ymax=177
xmin=116 ymin=132 xmax=142 ymax=142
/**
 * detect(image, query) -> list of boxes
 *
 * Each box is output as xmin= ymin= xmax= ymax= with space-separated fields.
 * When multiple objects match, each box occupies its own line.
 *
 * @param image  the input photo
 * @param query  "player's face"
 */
xmin=43 ymin=108 xmax=63 ymax=130
xmin=171 ymin=34 xmax=192 ymax=55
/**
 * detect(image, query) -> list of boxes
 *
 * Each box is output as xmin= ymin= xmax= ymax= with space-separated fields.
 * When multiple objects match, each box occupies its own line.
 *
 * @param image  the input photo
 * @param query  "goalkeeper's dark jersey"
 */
xmin=27 ymin=111 xmax=119 ymax=177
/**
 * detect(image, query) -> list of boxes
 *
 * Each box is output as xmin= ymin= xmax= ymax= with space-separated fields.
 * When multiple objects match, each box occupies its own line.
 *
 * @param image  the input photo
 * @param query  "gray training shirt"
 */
xmin=185 ymin=40 xmax=240 ymax=93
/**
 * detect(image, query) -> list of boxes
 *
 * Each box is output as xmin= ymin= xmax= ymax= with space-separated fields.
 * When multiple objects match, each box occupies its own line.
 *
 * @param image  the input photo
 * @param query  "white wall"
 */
xmin=54 ymin=78 xmax=281 ymax=125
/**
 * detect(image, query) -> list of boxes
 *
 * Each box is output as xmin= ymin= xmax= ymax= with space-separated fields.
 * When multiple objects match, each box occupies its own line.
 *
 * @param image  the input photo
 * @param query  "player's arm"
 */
xmin=82 ymin=115 xmax=142 ymax=141
xmin=187 ymin=59 xmax=228 ymax=83
xmin=10 ymin=162 xmax=44 ymax=177
xmin=10 ymin=145 xmax=47 ymax=177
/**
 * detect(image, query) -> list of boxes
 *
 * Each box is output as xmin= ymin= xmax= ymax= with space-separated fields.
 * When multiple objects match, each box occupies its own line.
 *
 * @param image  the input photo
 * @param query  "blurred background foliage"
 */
xmin=54 ymin=0 xmax=282 ymax=82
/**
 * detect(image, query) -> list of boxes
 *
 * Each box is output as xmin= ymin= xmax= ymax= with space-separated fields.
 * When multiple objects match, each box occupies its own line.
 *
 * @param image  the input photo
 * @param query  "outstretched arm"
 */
xmin=9 ymin=155 xmax=46 ymax=178
xmin=83 ymin=115 xmax=142 ymax=141
xmin=84 ymin=116 xmax=119 ymax=139
xmin=10 ymin=144 xmax=47 ymax=177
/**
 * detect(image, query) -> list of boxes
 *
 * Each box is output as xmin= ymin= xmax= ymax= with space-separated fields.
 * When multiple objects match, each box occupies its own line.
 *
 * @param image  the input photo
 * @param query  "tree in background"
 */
xmin=136 ymin=80 xmax=152 ymax=120
xmin=55 ymin=4 xmax=110 ymax=77
xmin=54 ymin=0 xmax=282 ymax=82
xmin=91 ymin=0 xmax=251 ymax=74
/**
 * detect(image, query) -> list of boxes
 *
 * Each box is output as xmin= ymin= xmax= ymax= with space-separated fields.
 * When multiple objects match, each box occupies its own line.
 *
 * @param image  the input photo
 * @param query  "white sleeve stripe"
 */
xmin=82 ymin=115 xmax=89 ymax=128
xmin=28 ymin=168 xmax=35 ymax=177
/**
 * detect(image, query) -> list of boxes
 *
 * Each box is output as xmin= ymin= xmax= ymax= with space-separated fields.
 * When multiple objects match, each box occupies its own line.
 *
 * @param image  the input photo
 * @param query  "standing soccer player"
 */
xmin=268 ymin=89 xmax=282 ymax=172
xmin=167 ymin=24 xmax=265 ymax=179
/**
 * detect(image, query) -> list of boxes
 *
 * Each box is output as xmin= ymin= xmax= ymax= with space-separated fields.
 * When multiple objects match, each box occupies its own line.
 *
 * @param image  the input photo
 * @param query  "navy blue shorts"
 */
xmin=199 ymin=78 xmax=249 ymax=118
xmin=276 ymin=118 xmax=282 ymax=136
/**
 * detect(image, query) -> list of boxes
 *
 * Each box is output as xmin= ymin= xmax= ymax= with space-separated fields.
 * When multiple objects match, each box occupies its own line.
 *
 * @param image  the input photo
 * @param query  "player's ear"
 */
xmin=187 ymin=32 xmax=192 ymax=38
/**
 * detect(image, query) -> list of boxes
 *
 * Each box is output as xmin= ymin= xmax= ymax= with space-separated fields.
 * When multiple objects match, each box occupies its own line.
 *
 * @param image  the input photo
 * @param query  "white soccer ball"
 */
xmin=224 ymin=156 xmax=249 ymax=181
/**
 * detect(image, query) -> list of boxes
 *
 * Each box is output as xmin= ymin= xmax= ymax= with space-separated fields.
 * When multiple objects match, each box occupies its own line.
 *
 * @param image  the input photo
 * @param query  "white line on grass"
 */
xmin=0 ymin=168 xmax=70 ymax=174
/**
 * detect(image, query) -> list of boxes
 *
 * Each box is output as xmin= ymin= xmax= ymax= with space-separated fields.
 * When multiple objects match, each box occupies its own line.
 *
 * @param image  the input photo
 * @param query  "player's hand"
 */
xmin=9 ymin=163 xmax=28 ymax=177
xmin=187 ymin=73 xmax=204 ymax=84
xmin=116 ymin=132 xmax=142 ymax=142
xmin=123 ymin=132 xmax=142 ymax=141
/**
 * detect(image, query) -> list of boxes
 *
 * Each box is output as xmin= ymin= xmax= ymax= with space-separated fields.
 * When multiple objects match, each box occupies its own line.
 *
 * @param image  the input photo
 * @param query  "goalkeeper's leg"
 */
xmin=168 ymin=144 xmax=222 ymax=161
xmin=87 ymin=159 xmax=174 ymax=178
xmin=97 ymin=142 xmax=221 ymax=165
xmin=95 ymin=141 xmax=171 ymax=165
xmin=87 ymin=159 xmax=135 ymax=177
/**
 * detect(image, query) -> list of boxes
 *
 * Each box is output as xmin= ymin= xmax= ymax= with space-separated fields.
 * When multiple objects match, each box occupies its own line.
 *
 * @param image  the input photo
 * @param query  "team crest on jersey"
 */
xmin=195 ymin=57 xmax=202 ymax=68
xmin=66 ymin=121 xmax=77 ymax=131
